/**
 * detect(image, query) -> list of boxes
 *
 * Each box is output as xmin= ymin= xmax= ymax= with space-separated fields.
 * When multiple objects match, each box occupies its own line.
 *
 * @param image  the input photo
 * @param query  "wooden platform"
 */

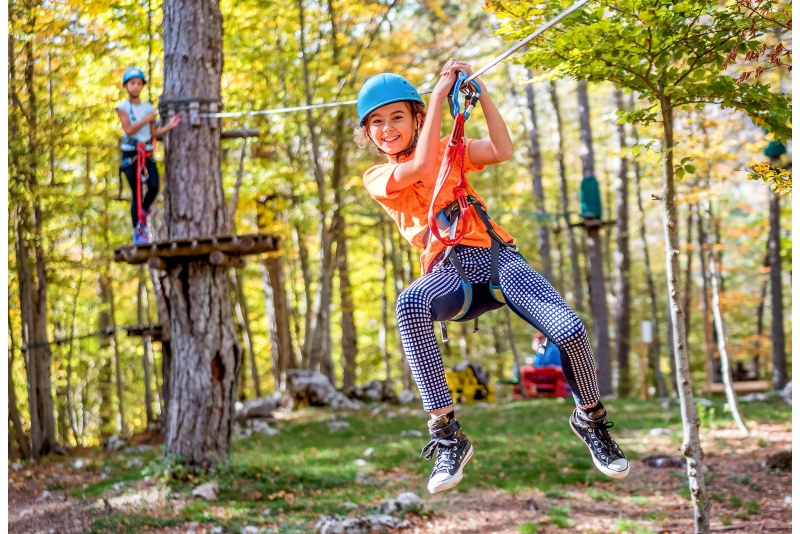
xmin=113 ymin=233 xmax=281 ymax=270
xmin=705 ymin=380 xmax=771 ymax=395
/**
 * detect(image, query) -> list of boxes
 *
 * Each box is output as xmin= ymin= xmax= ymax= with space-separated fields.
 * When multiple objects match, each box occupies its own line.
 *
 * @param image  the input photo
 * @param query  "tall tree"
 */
xmin=548 ymin=80 xmax=584 ymax=311
xmin=10 ymin=14 xmax=60 ymax=458
xmin=767 ymin=164 xmax=787 ymax=390
xmin=698 ymin=202 xmax=748 ymax=437
xmin=161 ymin=0 xmax=240 ymax=468
xmin=297 ymin=0 xmax=335 ymax=383
xmin=576 ymin=79 xmax=612 ymax=397
xmin=612 ymin=87 xmax=631 ymax=396
xmin=630 ymin=111 xmax=666 ymax=398
xmin=523 ymin=75 xmax=553 ymax=283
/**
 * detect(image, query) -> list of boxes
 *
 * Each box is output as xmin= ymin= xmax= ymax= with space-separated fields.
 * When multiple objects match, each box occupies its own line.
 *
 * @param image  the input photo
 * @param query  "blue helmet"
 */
xmin=122 ymin=67 xmax=146 ymax=85
xmin=357 ymin=73 xmax=423 ymax=126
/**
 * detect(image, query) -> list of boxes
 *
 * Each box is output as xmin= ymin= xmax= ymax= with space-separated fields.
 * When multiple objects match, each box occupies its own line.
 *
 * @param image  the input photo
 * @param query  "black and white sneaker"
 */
xmin=570 ymin=405 xmax=630 ymax=479
xmin=420 ymin=414 xmax=474 ymax=494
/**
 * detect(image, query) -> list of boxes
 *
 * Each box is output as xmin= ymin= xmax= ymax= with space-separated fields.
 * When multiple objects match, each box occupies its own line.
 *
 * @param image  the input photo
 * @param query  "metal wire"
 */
xmin=197 ymin=0 xmax=588 ymax=119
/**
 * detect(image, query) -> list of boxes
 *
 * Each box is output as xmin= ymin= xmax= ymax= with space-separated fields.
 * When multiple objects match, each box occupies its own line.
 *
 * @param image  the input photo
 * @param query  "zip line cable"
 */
xmin=198 ymin=0 xmax=588 ymax=119
xmin=19 ymin=324 xmax=163 ymax=352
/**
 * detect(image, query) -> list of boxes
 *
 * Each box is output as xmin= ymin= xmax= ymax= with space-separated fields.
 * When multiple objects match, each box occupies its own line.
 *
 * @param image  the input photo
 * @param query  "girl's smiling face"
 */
xmin=367 ymin=102 xmax=419 ymax=158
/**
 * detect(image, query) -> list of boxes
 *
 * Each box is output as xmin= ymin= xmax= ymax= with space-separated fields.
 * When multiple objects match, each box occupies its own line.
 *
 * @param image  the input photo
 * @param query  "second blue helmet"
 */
xmin=357 ymin=73 xmax=423 ymax=126
xmin=122 ymin=67 xmax=147 ymax=85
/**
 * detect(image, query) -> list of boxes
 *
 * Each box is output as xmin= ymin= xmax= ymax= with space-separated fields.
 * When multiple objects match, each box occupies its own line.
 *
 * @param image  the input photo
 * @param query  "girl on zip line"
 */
xmin=355 ymin=59 xmax=629 ymax=494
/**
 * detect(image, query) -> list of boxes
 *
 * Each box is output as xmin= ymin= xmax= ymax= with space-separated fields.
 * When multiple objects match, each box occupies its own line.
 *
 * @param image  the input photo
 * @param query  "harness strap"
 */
xmin=134 ymin=142 xmax=154 ymax=227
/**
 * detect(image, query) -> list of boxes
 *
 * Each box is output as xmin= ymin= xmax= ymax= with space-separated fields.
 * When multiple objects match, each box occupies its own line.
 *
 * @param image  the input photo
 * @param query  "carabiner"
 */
xmin=448 ymin=71 xmax=482 ymax=119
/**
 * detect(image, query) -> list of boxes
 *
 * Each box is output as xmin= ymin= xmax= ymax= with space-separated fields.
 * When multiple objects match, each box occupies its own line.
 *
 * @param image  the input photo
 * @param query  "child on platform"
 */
xmin=116 ymin=67 xmax=181 ymax=244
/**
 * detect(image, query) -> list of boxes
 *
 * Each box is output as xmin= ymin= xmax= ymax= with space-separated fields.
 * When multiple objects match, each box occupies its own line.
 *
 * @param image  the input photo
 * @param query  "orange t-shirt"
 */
xmin=363 ymin=137 xmax=515 ymax=275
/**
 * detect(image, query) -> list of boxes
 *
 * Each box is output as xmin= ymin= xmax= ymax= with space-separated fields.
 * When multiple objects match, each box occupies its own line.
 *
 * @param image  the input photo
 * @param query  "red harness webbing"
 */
xmin=426 ymin=113 xmax=472 ymax=247
xmin=135 ymin=141 xmax=154 ymax=226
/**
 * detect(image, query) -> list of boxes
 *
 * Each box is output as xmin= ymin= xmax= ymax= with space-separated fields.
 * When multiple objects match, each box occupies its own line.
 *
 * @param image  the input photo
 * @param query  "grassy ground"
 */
xmin=9 ymin=396 xmax=792 ymax=533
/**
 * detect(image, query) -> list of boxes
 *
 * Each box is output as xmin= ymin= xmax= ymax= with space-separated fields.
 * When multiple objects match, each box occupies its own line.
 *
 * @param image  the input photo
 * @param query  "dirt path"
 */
xmin=418 ymin=423 xmax=792 ymax=533
xmin=8 ymin=422 xmax=791 ymax=533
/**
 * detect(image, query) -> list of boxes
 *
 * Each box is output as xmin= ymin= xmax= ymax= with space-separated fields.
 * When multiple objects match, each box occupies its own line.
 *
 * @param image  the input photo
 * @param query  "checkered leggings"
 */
xmin=397 ymin=245 xmax=601 ymax=411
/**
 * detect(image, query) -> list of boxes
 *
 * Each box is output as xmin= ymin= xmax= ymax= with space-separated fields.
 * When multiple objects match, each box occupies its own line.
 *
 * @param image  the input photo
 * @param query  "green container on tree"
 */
xmin=764 ymin=140 xmax=786 ymax=160
xmin=580 ymin=175 xmax=602 ymax=219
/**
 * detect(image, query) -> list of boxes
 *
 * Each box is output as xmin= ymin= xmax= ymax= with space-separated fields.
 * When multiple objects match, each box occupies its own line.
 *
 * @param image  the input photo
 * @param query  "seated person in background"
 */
xmin=532 ymin=332 xmax=561 ymax=367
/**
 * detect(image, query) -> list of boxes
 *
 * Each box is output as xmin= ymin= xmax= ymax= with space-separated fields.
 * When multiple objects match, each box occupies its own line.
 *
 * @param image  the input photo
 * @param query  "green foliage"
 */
xmin=488 ymin=0 xmax=791 ymax=137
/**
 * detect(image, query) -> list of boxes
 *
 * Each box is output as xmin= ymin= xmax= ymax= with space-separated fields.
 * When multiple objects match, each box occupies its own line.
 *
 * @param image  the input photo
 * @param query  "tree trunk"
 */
xmin=234 ymin=269 xmax=260 ymax=397
xmin=107 ymin=282 xmax=127 ymax=436
xmin=262 ymin=255 xmax=296 ymax=392
xmin=630 ymin=114 xmax=666 ymax=398
xmin=295 ymin=224 xmax=314 ymax=369
xmin=695 ymin=204 xmax=720 ymax=390
xmin=389 ymin=226 xmax=412 ymax=390
xmin=612 ymin=88 xmax=631 ymax=396
xmin=767 ymin=182 xmax=787 ymax=390
xmin=380 ymin=223 xmax=392 ymax=382
xmin=549 ymin=81 xmax=584 ymax=311
xmin=327 ymin=0 xmax=358 ymax=391
xmin=577 ymin=80 xmax=612 ymax=397
xmin=699 ymin=202 xmax=749 ymax=437
xmin=659 ymin=92 xmax=710 ymax=533
xmin=298 ymin=0 xmax=335 ymax=383
xmin=138 ymin=268 xmax=156 ymax=424
xmin=524 ymin=74 xmax=553 ymax=283
xmin=149 ymin=267 xmax=172 ymax=422
xmin=8 ymin=323 xmax=32 ymax=460
xmin=162 ymin=0 xmax=240 ymax=469
xmin=505 ymin=308 xmax=528 ymax=399
xmin=753 ymin=254 xmax=769 ymax=381
xmin=683 ymin=206 xmax=695 ymax=335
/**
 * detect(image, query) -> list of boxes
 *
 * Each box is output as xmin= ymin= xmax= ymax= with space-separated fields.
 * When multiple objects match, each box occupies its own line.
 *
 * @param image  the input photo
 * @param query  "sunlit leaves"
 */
xmin=746 ymin=162 xmax=792 ymax=195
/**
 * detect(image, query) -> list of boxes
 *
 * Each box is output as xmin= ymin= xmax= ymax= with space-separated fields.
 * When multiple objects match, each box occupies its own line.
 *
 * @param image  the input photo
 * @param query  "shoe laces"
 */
xmin=589 ymin=420 xmax=624 ymax=462
xmin=420 ymin=437 xmax=459 ymax=472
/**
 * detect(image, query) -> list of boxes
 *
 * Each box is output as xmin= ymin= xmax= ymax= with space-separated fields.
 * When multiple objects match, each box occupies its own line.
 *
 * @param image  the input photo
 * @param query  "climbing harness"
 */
xmin=423 ymin=72 xmax=519 ymax=341
xmin=119 ymin=140 xmax=155 ymax=229
xmin=196 ymin=0 xmax=589 ymax=120
xmin=134 ymin=141 xmax=154 ymax=228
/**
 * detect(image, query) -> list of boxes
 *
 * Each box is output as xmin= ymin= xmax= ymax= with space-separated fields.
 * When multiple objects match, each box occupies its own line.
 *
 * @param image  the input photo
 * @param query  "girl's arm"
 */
xmin=385 ymin=59 xmax=463 ymax=194
xmin=458 ymin=66 xmax=514 ymax=166
xmin=151 ymin=114 xmax=182 ymax=138
xmin=117 ymin=108 xmax=156 ymax=136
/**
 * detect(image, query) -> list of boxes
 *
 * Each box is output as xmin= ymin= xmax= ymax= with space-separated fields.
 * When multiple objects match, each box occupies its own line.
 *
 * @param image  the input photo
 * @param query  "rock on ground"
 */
xmin=235 ymin=393 xmax=287 ymax=422
xmin=287 ymin=370 xmax=362 ymax=410
xmin=191 ymin=481 xmax=219 ymax=501
xmin=343 ymin=380 xmax=399 ymax=404
xmin=103 ymin=435 xmax=128 ymax=452
xmin=315 ymin=515 xmax=410 ymax=534
xmin=379 ymin=492 xmax=422 ymax=515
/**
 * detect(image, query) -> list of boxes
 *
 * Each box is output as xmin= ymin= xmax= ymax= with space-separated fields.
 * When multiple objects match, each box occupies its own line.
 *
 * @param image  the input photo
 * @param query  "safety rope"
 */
xmin=425 ymin=72 xmax=482 ymax=247
xmin=196 ymin=0 xmax=589 ymax=119
xmin=135 ymin=141 xmax=154 ymax=227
